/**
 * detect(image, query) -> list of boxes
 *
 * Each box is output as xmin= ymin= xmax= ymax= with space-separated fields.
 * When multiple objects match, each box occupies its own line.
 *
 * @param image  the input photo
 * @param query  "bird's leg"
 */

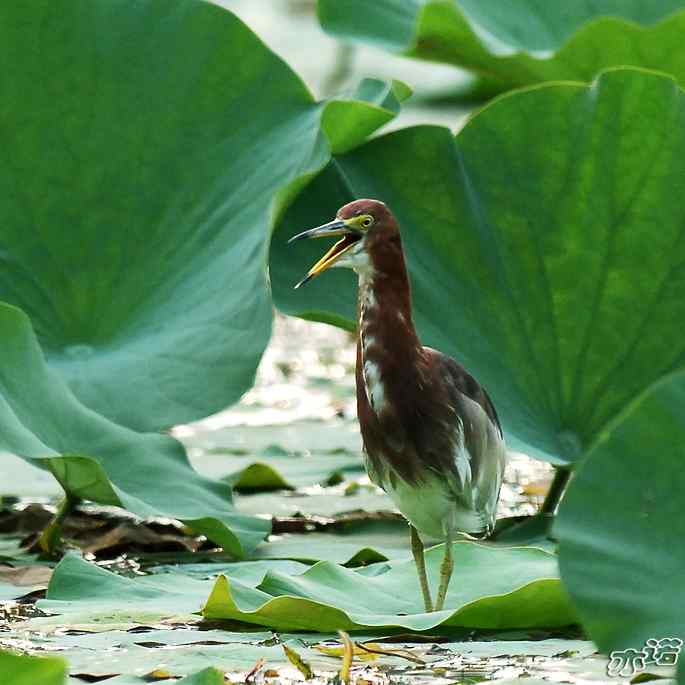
xmin=410 ymin=525 xmax=433 ymax=612
xmin=434 ymin=525 xmax=454 ymax=612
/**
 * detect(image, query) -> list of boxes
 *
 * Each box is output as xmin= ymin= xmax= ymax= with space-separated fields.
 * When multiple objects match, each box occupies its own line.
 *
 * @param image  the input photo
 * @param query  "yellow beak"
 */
xmin=288 ymin=219 xmax=361 ymax=288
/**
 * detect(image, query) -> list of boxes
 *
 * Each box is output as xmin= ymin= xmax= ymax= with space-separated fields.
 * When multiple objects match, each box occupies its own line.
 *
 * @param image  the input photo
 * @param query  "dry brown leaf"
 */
xmin=0 ymin=564 xmax=53 ymax=587
xmin=245 ymin=657 xmax=265 ymax=682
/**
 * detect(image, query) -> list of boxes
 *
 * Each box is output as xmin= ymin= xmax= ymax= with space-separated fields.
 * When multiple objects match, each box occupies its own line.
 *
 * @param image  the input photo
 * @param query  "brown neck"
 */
xmin=356 ymin=237 xmax=421 ymax=386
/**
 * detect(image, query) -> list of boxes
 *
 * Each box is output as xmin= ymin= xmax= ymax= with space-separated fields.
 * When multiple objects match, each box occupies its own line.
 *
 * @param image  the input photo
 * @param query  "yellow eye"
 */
xmin=361 ymin=216 xmax=373 ymax=229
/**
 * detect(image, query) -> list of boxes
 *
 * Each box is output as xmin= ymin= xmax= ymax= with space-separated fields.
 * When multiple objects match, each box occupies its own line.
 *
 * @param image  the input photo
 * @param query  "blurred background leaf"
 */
xmin=318 ymin=0 xmax=685 ymax=96
xmin=0 ymin=650 xmax=67 ymax=685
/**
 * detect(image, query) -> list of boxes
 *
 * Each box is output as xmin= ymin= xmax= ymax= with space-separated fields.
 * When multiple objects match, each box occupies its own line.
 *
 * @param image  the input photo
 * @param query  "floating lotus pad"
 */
xmin=204 ymin=542 xmax=576 ymax=631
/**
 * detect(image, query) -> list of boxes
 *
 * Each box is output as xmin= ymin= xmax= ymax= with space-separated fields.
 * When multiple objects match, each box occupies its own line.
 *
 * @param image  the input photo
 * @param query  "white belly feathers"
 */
xmin=368 ymin=459 xmax=485 ymax=541
xmin=363 ymin=359 xmax=385 ymax=411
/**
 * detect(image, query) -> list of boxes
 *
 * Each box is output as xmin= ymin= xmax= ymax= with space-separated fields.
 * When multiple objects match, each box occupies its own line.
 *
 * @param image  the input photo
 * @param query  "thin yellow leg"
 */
xmin=434 ymin=526 xmax=454 ymax=611
xmin=410 ymin=525 xmax=433 ymax=612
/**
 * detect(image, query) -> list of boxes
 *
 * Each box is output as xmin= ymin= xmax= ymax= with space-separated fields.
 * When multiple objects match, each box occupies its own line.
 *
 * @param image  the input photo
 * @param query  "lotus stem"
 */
xmin=38 ymin=493 xmax=79 ymax=555
xmin=541 ymin=467 xmax=572 ymax=516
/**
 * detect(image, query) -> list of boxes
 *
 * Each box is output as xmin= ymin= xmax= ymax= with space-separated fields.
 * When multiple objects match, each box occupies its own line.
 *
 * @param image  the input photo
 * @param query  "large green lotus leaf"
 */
xmin=556 ymin=371 xmax=685 ymax=657
xmin=0 ymin=0 xmax=404 ymax=433
xmin=38 ymin=554 xmax=320 ymax=629
xmin=0 ymin=650 xmax=66 ymax=685
xmin=13 ymin=558 xmax=584 ymax=678
xmin=39 ymin=547 xmax=573 ymax=635
xmin=37 ymin=553 xmax=222 ymax=628
xmin=271 ymin=68 xmax=685 ymax=464
xmin=0 ymin=304 xmax=269 ymax=556
xmin=204 ymin=542 xmax=575 ymax=631
xmin=318 ymin=0 xmax=685 ymax=93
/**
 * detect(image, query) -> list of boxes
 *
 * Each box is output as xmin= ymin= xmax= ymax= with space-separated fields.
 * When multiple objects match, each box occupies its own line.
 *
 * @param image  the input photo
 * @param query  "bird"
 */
xmin=288 ymin=198 xmax=506 ymax=612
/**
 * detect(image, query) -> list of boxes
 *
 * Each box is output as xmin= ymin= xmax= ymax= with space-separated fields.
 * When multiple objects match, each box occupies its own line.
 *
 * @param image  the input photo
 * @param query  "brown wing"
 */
xmin=431 ymin=350 xmax=502 ymax=438
xmin=426 ymin=347 xmax=506 ymax=525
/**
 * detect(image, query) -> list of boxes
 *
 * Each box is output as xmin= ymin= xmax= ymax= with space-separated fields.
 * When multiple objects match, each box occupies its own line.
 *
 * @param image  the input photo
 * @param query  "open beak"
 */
xmin=288 ymin=218 xmax=362 ymax=288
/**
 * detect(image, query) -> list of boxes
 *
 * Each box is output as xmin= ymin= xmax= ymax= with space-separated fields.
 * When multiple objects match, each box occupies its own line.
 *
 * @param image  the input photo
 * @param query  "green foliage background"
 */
xmin=0 ymin=0 xmax=405 ymax=555
xmin=319 ymin=0 xmax=685 ymax=93
xmin=0 ymin=0 xmax=683 ymax=681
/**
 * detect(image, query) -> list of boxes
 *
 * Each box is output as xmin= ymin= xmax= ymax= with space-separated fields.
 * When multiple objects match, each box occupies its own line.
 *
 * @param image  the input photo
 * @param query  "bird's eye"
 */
xmin=361 ymin=216 xmax=373 ymax=228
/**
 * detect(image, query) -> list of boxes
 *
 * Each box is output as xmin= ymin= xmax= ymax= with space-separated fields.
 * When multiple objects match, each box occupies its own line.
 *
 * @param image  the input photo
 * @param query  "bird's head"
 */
xmin=288 ymin=198 xmax=397 ymax=288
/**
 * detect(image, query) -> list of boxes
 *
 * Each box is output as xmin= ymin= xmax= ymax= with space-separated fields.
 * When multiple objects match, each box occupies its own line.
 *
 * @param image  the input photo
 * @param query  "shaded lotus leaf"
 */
xmin=436 ymin=639 xmax=595 ymax=658
xmin=25 ymin=625 xmax=486 ymax=680
xmin=184 ymin=423 xmax=363 ymax=467
xmin=37 ymin=553 xmax=216 ymax=628
xmin=72 ymin=668 xmax=226 ymax=685
xmin=49 ymin=629 xmax=333 ymax=680
xmin=0 ymin=563 xmax=53 ymax=600
xmin=0 ymin=650 xmax=66 ymax=685
xmin=252 ymin=521 xmax=411 ymax=566
xmin=39 ymin=547 xmax=573 ymax=636
xmin=318 ymin=0 xmax=685 ymax=93
xmin=0 ymin=0 xmax=405 ymax=434
xmin=236 ymin=487 xmax=394 ymax=520
xmin=13 ymin=554 xmax=589 ymax=677
xmin=0 ymin=538 xmax=37 ymax=563
xmin=204 ymin=542 xmax=575 ymax=631
xmin=148 ymin=559 xmax=310 ymax=583
xmin=141 ymin=519 xmax=410 ymax=567
xmin=271 ymin=68 xmax=685 ymax=465
xmin=556 ymin=371 xmax=685 ymax=656
xmin=0 ymin=304 xmax=269 ymax=556
xmin=144 ymin=519 xmax=412 ymax=566
xmin=34 ymin=629 xmax=358 ymax=680
xmin=0 ymin=534 xmax=56 ymax=599
xmin=492 ymin=515 xmax=556 ymax=551
xmin=220 ymin=453 xmax=364 ymax=492
xmin=36 ymin=554 xmax=315 ymax=631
